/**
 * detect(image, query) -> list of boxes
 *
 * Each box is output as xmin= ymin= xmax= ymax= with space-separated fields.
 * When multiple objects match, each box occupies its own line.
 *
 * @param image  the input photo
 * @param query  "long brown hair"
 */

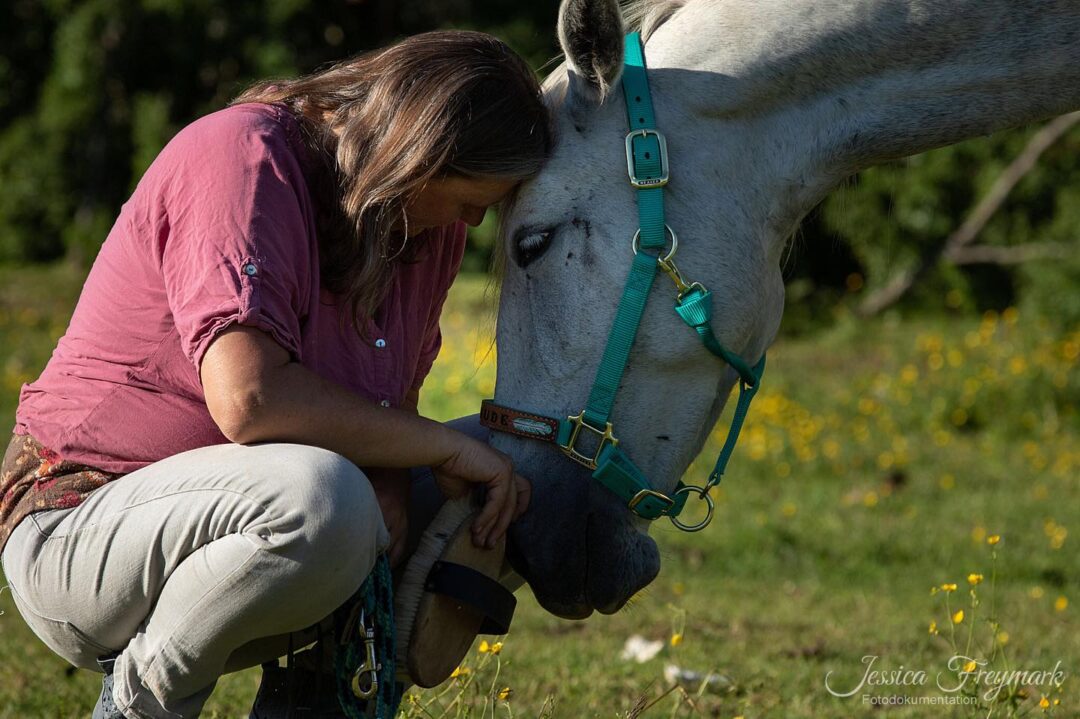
xmin=232 ymin=30 xmax=552 ymax=338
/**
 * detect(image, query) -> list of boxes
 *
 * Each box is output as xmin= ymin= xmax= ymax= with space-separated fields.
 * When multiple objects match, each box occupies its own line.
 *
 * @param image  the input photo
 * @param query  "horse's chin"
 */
xmin=506 ymin=516 xmax=661 ymax=620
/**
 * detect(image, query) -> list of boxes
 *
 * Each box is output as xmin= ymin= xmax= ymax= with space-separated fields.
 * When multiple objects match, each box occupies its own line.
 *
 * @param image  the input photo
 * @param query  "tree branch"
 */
xmin=856 ymin=110 xmax=1080 ymax=317
xmin=949 ymin=241 xmax=1073 ymax=265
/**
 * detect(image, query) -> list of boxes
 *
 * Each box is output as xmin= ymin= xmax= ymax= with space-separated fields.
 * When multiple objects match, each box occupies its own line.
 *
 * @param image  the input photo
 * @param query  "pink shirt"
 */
xmin=12 ymin=102 xmax=466 ymax=474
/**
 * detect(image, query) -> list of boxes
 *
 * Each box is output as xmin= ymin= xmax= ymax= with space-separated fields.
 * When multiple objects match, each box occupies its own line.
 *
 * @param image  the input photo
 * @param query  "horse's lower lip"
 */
xmin=533 ymin=591 xmax=595 ymax=620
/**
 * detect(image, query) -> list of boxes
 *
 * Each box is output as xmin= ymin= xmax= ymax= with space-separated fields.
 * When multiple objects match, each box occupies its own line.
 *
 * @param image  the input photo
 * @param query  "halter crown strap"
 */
xmin=582 ymin=30 xmax=666 ymax=431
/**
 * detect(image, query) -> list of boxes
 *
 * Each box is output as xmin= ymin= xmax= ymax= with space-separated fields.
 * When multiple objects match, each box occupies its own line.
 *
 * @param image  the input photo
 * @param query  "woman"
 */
xmin=0 ymin=29 xmax=550 ymax=718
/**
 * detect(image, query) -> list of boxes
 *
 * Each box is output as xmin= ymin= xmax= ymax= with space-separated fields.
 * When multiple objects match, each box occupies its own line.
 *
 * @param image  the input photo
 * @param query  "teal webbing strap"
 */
xmin=594 ymin=446 xmax=690 ymax=519
xmin=706 ymin=353 xmax=765 ymax=489
xmin=674 ymin=286 xmax=761 ymax=385
xmin=623 ymin=32 xmax=667 ymax=249
xmin=583 ymin=251 xmax=660 ymax=427
xmin=622 ymin=33 xmax=655 ymax=128
xmin=581 ymin=32 xmax=669 ymax=429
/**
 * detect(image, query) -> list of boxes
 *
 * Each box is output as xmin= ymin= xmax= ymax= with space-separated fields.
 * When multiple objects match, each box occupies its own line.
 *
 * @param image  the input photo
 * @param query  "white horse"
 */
xmin=490 ymin=0 xmax=1080 ymax=619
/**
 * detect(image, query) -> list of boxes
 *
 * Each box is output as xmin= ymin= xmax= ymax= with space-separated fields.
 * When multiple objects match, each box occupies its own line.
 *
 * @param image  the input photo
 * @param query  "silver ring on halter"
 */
xmin=631 ymin=224 xmax=678 ymax=263
xmin=670 ymin=484 xmax=714 ymax=532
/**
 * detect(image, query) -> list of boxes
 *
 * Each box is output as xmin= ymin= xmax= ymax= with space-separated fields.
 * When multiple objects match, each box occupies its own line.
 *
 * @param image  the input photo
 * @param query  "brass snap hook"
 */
xmin=350 ymin=608 xmax=380 ymax=700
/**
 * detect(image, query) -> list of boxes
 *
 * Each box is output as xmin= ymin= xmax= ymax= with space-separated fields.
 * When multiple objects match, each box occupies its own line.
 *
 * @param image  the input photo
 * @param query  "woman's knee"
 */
xmin=250 ymin=443 xmax=390 ymax=565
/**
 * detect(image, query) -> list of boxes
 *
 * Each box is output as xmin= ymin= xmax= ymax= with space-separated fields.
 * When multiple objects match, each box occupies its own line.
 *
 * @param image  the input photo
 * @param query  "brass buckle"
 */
xmin=625 ymin=129 xmax=670 ymax=188
xmin=628 ymin=488 xmax=675 ymax=515
xmin=561 ymin=411 xmax=619 ymax=469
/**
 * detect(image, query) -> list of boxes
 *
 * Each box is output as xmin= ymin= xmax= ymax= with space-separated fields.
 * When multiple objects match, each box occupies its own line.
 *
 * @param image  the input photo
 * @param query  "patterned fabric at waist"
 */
xmin=0 ymin=432 xmax=124 ymax=557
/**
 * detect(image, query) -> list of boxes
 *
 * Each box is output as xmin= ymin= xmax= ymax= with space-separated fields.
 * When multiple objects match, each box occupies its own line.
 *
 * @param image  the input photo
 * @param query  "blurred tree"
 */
xmin=0 ymin=0 xmax=558 ymax=268
xmin=773 ymin=116 xmax=1080 ymax=332
xmin=0 ymin=1 xmax=1075 ymax=331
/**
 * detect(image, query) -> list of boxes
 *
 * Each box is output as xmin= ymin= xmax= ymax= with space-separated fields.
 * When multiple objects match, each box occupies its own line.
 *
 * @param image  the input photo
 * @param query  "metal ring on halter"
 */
xmin=670 ymin=485 xmax=714 ymax=532
xmin=631 ymin=224 xmax=678 ymax=263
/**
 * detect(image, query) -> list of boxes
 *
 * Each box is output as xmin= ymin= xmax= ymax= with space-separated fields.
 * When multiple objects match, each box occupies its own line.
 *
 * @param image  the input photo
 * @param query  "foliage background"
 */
xmin=0 ymin=2 xmax=1076 ymax=716
xmin=2 ymin=0 xmax=1079 ymax=332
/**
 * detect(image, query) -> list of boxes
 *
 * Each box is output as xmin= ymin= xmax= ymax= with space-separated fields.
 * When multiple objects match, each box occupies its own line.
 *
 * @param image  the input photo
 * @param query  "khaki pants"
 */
xmin=1 ymin=414 xmax=496 ymax=718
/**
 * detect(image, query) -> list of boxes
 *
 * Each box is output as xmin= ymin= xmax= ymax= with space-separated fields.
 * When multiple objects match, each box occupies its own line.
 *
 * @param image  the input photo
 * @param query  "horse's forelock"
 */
xmin=622 ymin=0 xmax=689 ymax=42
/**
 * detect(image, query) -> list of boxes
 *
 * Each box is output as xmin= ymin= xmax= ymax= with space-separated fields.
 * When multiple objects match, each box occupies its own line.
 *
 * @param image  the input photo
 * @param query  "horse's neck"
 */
xmin=650 ymin=0 xmax=1080 ymax=228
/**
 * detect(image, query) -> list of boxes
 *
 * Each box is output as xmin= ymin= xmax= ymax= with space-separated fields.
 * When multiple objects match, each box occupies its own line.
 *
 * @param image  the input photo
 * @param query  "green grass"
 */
xmin=0 ymin=265 xmax=1075 ymax=718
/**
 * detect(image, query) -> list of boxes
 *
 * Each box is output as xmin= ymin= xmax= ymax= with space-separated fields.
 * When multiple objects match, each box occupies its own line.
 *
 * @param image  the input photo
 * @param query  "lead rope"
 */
xmin=332 ymin=553 xmax=403 ymax=718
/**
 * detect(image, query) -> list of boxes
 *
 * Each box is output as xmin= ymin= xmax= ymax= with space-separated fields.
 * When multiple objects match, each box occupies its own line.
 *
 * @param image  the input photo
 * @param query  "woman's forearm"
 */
xmin=228 ymin=359 xmax=457 ymax=471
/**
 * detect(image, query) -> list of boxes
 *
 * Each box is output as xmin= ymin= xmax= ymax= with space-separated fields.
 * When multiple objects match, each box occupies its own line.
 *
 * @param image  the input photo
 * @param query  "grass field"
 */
xmin=0 ymin=263 xmax=1075 ymax=718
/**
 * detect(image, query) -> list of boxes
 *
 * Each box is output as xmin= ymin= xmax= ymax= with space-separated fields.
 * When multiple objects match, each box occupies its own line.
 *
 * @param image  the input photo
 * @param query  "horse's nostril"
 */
xmin=512 ymin=225 xmax=555 ymax=268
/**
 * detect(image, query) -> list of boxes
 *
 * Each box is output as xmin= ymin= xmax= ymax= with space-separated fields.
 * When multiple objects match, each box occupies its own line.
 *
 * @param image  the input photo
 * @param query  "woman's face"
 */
xmin=402 ymin=175 xmax=518 ymax=236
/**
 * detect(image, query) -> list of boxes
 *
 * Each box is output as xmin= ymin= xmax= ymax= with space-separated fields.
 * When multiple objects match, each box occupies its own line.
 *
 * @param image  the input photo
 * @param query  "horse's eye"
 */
xmin=512 ymin=226 xmax=555 ymax=269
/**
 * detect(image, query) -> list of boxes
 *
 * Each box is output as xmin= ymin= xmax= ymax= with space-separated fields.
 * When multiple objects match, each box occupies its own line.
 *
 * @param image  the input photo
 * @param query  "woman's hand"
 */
xmin=432 ymin=433 xmax=531 ymax=550
xmin=365 ymin=467 xmax=411 ymax=569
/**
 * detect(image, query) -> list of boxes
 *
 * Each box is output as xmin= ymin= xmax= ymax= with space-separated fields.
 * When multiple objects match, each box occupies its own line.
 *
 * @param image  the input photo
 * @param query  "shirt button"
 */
xmin=375 ymin=338 xmax=386 ymax=348
xmin=379 ymin=399 xmax=391 ymax=407
xmin=242 ymin=263 xmax=258 ymax=276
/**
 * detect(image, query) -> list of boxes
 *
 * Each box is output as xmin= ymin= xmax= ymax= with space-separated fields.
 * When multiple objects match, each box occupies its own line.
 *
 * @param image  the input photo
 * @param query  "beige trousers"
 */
xmin=0 ymin=414 xmax=497 ymax=718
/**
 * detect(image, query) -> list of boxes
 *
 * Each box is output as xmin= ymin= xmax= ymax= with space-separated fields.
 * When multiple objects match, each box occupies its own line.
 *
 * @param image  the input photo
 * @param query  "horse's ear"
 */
xmin=557 ymin=0 xmax=624 ymax=104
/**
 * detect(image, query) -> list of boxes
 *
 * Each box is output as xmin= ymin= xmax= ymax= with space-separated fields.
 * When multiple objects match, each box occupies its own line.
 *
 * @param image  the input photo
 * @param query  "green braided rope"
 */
xmin=333 ymin=554 xmax=404 ymax=718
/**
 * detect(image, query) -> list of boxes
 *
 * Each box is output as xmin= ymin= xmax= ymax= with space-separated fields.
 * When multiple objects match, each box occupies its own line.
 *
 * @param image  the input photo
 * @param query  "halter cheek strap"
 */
xmin=480 ymin=32 xmax=766 ymax=532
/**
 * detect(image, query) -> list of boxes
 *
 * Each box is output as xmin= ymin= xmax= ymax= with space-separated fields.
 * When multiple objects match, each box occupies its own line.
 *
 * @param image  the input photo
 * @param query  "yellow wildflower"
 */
xmin=928 ymin=621 xmax=938 ymax=635
xmin=942 ymin=583 xmax=958 ymax=593
xmin=670 ymin=633 xmax=683 ymax=647
xmin=987 ymin=535 xmax=1001 ymax=546
xmin=952 ymin=610 xmax=964 ymax=624
xmin=963 ymin=660 xmax=977 ymax=673
xmin=968 ymin=574 xmax=984 ymax=586
xmin=1039 ymin=696 xmax=1050 ymax=709
xmin=491 ymin=641 xmax=503 ymax=655
xmin=450 ymin=666 xmax=471 ymax=679
xmin=1054 ymin=596 xmax=1068 ymax=612
xmin=478 ymin=640 xmax=490 ymax=654
xmin=997 ymin=631 xmax=1009 ymax=645
xmin=497 ymin=686 xmax=512 ymax=701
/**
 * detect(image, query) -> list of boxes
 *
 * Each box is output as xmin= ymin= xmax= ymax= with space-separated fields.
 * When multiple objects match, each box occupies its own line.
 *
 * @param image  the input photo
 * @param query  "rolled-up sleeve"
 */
xmin=157 ymin=108 xmax=312 ymax=376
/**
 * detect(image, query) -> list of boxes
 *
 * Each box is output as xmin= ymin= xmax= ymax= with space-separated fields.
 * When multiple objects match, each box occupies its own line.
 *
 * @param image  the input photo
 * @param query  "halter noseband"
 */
xmin=480 ymin=32 xmax=766 ymax=532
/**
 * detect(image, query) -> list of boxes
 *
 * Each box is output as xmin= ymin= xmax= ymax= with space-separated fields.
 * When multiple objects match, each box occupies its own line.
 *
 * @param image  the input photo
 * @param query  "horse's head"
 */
xmin=493 ymin=0 xmax=795 ymax=619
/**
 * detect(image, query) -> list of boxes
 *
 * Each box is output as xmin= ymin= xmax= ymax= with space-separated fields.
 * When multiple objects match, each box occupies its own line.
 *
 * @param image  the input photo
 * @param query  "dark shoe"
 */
xmin=92 ymin=651 xmax=127 ymax=719
xmin=249 ymin=644 xmax=354 ymax=718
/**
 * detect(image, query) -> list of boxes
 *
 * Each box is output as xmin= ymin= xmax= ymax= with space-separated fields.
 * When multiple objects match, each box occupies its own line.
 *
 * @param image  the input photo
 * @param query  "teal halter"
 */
xmin=480 ymin=32 xmax=765 ymax=532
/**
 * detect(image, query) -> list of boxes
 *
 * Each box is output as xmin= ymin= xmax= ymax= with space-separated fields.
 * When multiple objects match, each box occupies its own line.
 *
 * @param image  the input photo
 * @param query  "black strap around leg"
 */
xmin=423 ymin=561 xmax=517 ymax=635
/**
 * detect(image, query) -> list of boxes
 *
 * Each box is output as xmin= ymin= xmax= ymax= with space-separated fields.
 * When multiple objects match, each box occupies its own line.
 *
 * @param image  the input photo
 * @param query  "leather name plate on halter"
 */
xmin=479 ymin=401 xmax=562 ymax=442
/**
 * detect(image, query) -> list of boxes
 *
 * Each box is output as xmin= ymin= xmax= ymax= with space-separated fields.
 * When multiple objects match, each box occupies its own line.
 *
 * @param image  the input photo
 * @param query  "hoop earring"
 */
xmin=381 ymin=211 xmax=411 ymax=262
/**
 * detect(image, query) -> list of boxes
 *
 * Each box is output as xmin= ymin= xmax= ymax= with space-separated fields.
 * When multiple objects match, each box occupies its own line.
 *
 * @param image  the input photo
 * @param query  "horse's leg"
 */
xmin=403 ymin=414 xmax=525 ymax=592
